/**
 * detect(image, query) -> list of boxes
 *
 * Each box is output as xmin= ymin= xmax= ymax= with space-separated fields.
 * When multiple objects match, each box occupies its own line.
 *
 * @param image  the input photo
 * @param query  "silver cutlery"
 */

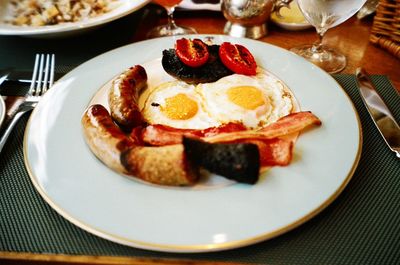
xmin=2 ymin=68 xmax=67 ymax=84
xmin=0 ymin=54 xmax=55 ymax=153
xmin=0 ymin=68 xmax=12 ymax=87
xmin=355 ymin=67 xmax=400 ymax=158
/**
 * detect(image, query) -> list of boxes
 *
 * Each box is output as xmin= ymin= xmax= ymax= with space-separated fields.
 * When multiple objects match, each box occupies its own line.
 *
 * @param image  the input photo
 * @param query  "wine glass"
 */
xmin=290 ymin=0 xmax=367 ymax=73
xmin=147 ymin=0 xmax=197 ymax=38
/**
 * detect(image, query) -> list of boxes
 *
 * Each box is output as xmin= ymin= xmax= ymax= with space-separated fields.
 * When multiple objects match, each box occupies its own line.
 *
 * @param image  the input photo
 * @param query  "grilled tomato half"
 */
xmin=219 ymin=42 xmax=257 ymax=75
xmin=175 ymin=38 xmax=210 ymax=68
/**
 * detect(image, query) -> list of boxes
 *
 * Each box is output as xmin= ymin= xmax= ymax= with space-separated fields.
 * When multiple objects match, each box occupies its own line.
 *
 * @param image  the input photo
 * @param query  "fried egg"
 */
xmin=142 ymin=81 xmax=220 ymax=129
xmin=197 ymin=68 xmax=294 ymax=129
xmin=141 ymin=67 xmax=295 ymax=130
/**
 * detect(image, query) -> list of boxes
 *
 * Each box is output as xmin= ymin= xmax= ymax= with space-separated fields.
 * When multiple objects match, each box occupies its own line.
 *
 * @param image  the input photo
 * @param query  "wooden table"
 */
xmin=1 ymin=5 xmax=399 ymax=265
xmin=134 ymin=8 xmax=400 ymax=91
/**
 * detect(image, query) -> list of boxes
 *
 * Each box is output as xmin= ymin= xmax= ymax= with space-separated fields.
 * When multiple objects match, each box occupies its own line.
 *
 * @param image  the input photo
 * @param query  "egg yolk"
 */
xmin=162 ymin=93 xmax=198 ymax=120
xmin=227 ymin=86 xmax=265 ymax=110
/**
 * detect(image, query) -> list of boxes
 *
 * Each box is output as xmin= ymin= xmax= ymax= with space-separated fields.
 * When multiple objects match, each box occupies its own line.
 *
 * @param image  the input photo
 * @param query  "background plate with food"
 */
xmin=0 ymin=0 xmax=149 ymax=37
xmin=24 ymin=35 xmax=361 ymax=252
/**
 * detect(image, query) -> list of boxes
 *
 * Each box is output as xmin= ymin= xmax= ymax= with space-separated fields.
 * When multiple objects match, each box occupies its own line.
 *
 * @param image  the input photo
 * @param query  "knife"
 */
xmin=0 ymin=68 xmax=67 ymax=84
xmin=356 ymin=68 xmax=400 ymax=158
xmin=0 ymin=69 xmax=66 ymax=97
xmin=0 ymin=68 xmax=12 ymax=86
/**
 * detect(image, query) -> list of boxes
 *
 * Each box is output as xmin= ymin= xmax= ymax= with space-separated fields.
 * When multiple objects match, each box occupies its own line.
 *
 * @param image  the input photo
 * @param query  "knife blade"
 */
xmin=0 ymin=68 xmax=12 ymax=86
xmin=0 ymin=69 xmax=66 ymax=97
xmin=1 ymin=68 xmax=66 ymax=84
xmin=5 ymin=70 xmax=32 ymax=84
xmin=356 ymin=68 xmax=400 ymax=158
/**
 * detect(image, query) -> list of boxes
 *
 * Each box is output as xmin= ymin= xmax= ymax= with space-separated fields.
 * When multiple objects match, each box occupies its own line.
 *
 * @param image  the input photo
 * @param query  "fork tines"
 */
xmin=28 ymin=54 xmax=55 ymax=96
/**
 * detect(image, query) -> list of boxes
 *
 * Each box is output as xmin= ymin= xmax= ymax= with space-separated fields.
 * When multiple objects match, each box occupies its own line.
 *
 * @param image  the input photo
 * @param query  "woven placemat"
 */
xmin=1 ymin=75 xmax=399 ymax=265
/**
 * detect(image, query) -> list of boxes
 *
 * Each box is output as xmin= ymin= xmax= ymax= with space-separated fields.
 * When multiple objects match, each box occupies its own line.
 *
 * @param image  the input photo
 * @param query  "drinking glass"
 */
xmin=290 ymin=0 xmax=367 ymax=73
xmin=147 ymin=0 xmax=197 ymax=38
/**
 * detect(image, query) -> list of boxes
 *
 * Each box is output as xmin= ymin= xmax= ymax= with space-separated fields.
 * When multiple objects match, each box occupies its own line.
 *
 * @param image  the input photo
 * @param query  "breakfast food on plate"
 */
xmin=162 ymin=39 xmax=258 ymax=83
xmin=183 ymin=137 xmax=260 ymax=184
xmin=218 ymin=42 xmax=257 ymax=76
xmin=109 ymin=65 xmax=147 ymax=131
xmin=82 ymin=104 xmax=199 ymax=186
xmin=81 ymin=38 xmax=322 ymax=186
xmin=81 ymin=104 xmax=138 ymax=174
xmin=162 ymin=44 xmax=232 ymax=84
xmin=142 ymin=80 xmax=220 ymax=130
xmin=4 ymin=0 xmax=121 ymax=26
xmin=196 ymin=71 xmax=293 ymax=129
xmin=175 ymin=38 xmax=210 ymax=68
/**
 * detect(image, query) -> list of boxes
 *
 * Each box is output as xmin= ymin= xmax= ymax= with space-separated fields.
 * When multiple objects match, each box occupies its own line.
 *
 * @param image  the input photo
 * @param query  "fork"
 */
xmin=0 ymin=54 xmax=55 ymax=153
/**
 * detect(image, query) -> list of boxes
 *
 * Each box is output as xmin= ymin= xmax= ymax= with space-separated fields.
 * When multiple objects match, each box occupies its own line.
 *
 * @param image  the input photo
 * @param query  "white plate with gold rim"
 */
xmin=24 ymin=35 xmax=361 ymax=253
xmin=0 ymin=0 xmax=149 ymax=38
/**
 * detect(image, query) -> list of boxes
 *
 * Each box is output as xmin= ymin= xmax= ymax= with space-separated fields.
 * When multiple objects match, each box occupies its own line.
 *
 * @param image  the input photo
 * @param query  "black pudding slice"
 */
xmin=183 ymin=137 xmax=260 ymax=184
xmin=161 ymin=44 xmax=233 ymax=84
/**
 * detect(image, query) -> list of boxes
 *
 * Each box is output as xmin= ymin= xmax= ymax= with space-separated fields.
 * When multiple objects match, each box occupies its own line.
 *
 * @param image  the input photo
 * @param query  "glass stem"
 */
xmin=166 ymin=6 xmax=177 ymax=31
xmin=311 ymin=28 xmax=326 ymax=54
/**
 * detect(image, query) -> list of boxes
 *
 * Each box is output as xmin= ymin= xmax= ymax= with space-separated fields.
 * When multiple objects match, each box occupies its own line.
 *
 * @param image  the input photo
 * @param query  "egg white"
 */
xmin=197 ymin=68 xmax=294 ymax=129
xmin=140 ymin=62 xmax=296 ymax=130
xmin=141 ymin=81 xmax=220 ymax=129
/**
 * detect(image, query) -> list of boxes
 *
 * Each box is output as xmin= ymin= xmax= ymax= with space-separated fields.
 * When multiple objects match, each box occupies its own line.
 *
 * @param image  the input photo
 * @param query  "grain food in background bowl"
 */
xmin=4 ymin=0 xmax=122 ymax=26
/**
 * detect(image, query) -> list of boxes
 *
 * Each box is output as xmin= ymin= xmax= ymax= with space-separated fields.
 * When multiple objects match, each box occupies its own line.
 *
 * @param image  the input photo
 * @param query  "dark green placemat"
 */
xmin=1 ymin=75 xmax=399 ymax=264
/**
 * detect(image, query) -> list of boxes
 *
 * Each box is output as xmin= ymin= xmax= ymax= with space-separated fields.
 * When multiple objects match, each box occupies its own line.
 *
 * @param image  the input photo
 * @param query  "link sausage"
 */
xmin=109 ymin=65 xmax=147 ymax=131
xmin=81 ymin=104 xmax=136 ymax=174
xmin=82 ymin=104 xmax=199 ymax=186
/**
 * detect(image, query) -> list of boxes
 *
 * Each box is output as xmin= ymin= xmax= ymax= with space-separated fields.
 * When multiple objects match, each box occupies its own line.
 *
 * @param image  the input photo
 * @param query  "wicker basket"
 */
xmin=370 ymin=0 xmax=400 ymax=58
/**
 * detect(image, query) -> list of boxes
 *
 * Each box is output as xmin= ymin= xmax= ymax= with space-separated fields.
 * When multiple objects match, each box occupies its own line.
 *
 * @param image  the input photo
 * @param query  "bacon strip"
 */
xmin=244 ymin=138 xmax=294 ymax=167
xmin=142 ymin=123 xmax=247 ymax=146
xmin=141 ymin=111 xmax=320 ymax=167
xmin=142 ymin=125 xmax=196 ymax=146
xmin=204 ymin=111 xmax=321 ymax=143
